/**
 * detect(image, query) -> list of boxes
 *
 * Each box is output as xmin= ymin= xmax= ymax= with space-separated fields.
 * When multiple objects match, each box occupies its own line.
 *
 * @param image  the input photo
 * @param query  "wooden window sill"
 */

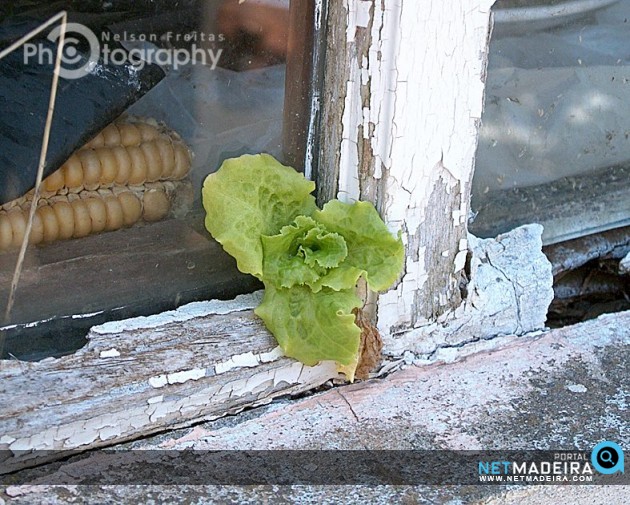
xmin=0 ymin=292 xmax=340 ymax=472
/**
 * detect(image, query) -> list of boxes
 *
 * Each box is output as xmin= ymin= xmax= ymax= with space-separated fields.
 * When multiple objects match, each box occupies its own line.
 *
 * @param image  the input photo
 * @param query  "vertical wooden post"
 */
xmin=316 ymin=0 xmax=496 ymax=348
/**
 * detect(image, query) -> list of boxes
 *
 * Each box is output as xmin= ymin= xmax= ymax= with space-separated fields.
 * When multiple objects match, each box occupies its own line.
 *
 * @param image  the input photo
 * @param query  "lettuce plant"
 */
xmin=202 ymin=154 xmax=404 ymax=379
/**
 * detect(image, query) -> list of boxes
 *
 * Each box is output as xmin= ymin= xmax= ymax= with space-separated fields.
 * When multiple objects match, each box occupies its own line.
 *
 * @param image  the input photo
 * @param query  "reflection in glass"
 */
xmin=472 ymin=0 xmax=630 ymax=244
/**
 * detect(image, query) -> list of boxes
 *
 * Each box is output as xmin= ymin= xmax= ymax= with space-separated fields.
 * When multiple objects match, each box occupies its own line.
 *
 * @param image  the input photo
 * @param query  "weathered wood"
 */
xmin=314 ymin=0 xmax=350 ymax=206
xmin=373 ymin=0 xmax=495 ymax=341
xmin=543 ymin=226 xmax=630 ymax=278
xmin=386 ymin=224 xmax=554 ymax=357
xmin=0 ymin=292 xmax=340 ymax=472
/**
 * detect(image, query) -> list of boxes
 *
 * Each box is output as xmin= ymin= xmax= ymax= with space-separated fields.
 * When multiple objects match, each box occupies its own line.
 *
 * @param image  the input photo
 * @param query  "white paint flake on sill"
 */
xmin=149 ymin=368 xmax=207 ymax=389
xmin=214 ymin=346 xmax=285 ymax=375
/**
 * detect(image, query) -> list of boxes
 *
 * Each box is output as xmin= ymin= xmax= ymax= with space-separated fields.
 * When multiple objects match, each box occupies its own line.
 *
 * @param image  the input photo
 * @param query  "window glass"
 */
xmin=471 ymin=0 xmax=630 ymax=245
xmin=0 ymin=0 xmax=316 ymax=360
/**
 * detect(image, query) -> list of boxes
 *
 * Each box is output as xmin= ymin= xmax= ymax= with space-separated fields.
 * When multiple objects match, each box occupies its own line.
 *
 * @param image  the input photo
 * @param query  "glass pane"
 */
xmin=471 ymin=0 xmax=630 ymax=245
xmin=0 ymin=0 xmax=318 ymax=360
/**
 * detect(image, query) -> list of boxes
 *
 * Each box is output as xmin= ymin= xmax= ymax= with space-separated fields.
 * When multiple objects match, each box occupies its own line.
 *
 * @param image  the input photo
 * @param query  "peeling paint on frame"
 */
xmin=333 ymin=0 xmax=495 ymax=343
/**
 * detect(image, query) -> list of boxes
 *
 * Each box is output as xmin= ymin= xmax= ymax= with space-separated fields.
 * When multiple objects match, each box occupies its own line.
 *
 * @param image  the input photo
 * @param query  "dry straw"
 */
xmin=0 ymin=12 xmax=68 ymax=329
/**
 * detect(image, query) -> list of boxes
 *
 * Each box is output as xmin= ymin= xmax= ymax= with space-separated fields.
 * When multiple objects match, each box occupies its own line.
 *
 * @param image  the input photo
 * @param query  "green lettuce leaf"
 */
xmin=202 ymin=154 xmax=317 ymax=279
xmin=261 ymin=216 xmax=348 ymax=289
xmin=314 ymin=200 xmax=405 ymax=292
xmin=203 ymin=154 xmax=405 ymax=378
xmin=255 ymin=284 xmax=362 ymax=366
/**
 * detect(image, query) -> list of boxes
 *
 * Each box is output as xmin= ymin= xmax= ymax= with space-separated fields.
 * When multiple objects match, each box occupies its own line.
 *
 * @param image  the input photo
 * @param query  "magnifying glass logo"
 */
xmin=591 ymin=441 xmax=624 ymax=475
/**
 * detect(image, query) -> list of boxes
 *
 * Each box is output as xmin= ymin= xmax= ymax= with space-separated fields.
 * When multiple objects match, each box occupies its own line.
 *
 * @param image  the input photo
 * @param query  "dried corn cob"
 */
xmin=41 ymin=121 xmax=192 ymax=195
xmin=0 ymin=182 xmax=192 ymax=250
xmin=0 ymin=118 xmax=194 ymax=251
xmin=83 ymin=120 xmax=161 ymax=149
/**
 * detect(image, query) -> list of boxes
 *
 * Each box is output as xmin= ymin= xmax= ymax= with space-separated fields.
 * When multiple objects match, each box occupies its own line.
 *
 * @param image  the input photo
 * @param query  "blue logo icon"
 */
xmin=591 ymin=441 xmax=624 ymax=475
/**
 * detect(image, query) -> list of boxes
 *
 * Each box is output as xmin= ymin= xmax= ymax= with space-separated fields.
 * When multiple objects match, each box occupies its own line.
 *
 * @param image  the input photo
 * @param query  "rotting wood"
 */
xmin=314 ymin=0 xmax=353 ymax=207
xmin=543 ymin=226 xmax=630 ymax=278
xmin=0 ymin=292 xmax=341 ymax=473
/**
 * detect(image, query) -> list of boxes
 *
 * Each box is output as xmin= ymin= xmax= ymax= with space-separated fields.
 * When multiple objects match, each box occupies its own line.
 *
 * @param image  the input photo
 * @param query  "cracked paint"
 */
xmin=386 ymin=225 xmax=554 ymax=357
xmin=336 ymin=1 xmax=498 ymax=346
xmin=148 ymin=368 xmax=208 ymax=389
xmin=3 ymin=360 xmax=338 ymax=459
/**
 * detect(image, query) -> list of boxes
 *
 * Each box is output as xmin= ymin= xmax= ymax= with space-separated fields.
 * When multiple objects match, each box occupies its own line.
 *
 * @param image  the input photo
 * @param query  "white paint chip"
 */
xmin=215 ymin=347 xmax=285 ymax=375
xmin=167 ymin=368 xmax=206 ymax=385
xmin=99 ymin=348 xmax=120 ymax=358
xmin=149 ymin=375 xmax=168 ymax=389
xmin=454 ymin=250 xmax=468 ymax=273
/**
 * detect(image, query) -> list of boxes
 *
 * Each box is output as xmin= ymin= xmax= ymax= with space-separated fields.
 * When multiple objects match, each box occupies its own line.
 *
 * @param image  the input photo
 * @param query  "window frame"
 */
xmin=1 ymin=0 xmax=502 ymax=472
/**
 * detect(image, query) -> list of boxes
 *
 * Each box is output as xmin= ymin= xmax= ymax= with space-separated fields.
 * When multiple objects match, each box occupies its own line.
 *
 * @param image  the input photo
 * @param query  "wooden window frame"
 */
xmin=1 ymin=0 xmax=498 ymax=472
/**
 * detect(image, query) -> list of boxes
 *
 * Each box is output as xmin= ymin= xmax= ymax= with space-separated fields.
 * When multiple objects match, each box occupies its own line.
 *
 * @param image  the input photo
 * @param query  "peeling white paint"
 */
xmin=345 ymin=0 xmax=372 ymax=39
xmin=98 ymin=425 xmax=122 ymax=441
xmin=339 ymin=77 xmax=362 ymax=203
xmin=64 ymin=428 xmax=98 ymax=448
xmin=148 ymin=375 xmax=168 ymax=389
xmin=454 ymin=250 xmax=467 ymax=273
xmin=92 ymin=291 xmax=263 ymax=335
xmin=149 ymin=368 xmax=207 ymax=389
xmin=167 ymin=368 xmax=206 ymax=385
xmin=334 ymin=0 xmax=496 ymax=337
xmin=214 ymin=346 xmax=284 ymax=375
xmin=454 ymin=238 xmax=469 ymax=272
xmin=337 ymin=0 xmax=498 ymax=339
xmin=386 ymin=225 xmax=554 ymax=357
xmin=0 ymin=350 xmax=337 ymax=456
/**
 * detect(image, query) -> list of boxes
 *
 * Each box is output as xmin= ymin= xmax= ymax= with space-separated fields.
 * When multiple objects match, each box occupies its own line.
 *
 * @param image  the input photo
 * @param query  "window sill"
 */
xmin=0 ymin=291 xmax=341 ymax=473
